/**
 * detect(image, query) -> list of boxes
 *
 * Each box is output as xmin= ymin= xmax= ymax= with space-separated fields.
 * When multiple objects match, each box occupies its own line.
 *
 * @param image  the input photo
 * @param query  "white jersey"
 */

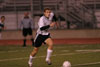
xmin=37 ymin=12 xmax=54 ymax=35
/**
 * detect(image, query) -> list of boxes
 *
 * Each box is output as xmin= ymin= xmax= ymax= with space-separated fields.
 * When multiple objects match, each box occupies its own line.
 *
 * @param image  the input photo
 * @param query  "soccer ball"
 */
xmin=62 ymin=61 xmax=71 ymax=67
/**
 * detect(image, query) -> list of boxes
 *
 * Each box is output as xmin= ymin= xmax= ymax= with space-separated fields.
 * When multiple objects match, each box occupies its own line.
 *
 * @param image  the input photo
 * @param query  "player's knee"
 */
xmin=31 ymin=48 xmax=38 ymax=56
xmin=34 ymin=48 xmax=38 ymax=53
xmin=48 ymin=44 xmax=53 ymax=49
xmin=49 ymin=43 xmax=53 ymax=47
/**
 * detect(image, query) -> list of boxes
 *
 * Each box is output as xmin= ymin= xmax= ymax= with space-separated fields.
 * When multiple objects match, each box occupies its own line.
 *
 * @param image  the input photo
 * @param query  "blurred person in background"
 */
xmin=20 ymin=12 xmax=34 ymax=47
xmin=0 ymin=16 xmax=5 ymax=39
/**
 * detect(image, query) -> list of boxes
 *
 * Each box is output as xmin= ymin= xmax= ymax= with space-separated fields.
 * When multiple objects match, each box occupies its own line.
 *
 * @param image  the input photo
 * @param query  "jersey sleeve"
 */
xmin=49 ymin=12 xmax=54 ymax=21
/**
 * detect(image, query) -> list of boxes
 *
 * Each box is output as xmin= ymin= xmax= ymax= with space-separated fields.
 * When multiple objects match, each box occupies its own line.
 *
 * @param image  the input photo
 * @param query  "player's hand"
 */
xmin=50 ymin=22 xmax=55 ymax=27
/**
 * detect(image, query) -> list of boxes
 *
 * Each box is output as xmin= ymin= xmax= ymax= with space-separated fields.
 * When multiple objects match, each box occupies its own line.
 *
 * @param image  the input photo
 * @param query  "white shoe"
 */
xmin=46 ymin=59 xmax=52 ymax=65
xmin=28 ymin=61 xmax=32 ymax=67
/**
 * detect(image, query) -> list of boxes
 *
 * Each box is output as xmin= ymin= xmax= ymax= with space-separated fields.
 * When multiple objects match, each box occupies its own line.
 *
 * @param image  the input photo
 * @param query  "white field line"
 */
xmin=0 ymin=51 xmax=98 ymax=62
xmin=0 ymin=47 xmax=66 ymax=53
xmin=0 ymin=51 xmax=100 ymax=66
xmin=73 ymin=62 xmax=100 ymax=66
xmin=61 ymin=50 xmax=69 ymax=52
xmin=61 ymin=49 xmax=100 ymax=53
xmin=0 ymin=50 xmax=20 ymax=53
xmin=0 ymin=50 xmax=30 ymax=53
xmin=76 ymin=49 xmax=100 ymax=52
xmin=1 ymin=49 xmax=100 ymax=53
xmin=0 ymin=57 xmax=28 ymax=62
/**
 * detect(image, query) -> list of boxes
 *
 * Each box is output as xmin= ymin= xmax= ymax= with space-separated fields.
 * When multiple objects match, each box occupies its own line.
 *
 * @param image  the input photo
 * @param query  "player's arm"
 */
xmin=19 ymin=20 xmax=23 ymax=30
xmin=52 ymin=15 xmax=57 ymax=22
xmin=30 ymin=19 xmax=34 ymax=29
xmin=51 ymin=14 xmax=60 ymax=29
xmin=40 ymin=23 xmax=55 ymax=31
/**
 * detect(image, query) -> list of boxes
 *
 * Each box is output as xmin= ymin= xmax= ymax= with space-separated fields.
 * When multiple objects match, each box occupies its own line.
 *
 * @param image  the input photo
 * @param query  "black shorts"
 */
xmin=22 ymin=28 xmax=32 ymax=37
xmin=34 ymin=34 xmax=50 ymax=47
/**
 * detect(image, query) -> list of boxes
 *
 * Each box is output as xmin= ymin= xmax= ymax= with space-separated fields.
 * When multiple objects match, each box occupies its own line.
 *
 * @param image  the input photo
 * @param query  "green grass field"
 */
xmin=0 ymin=44 xmax=100 ymax=67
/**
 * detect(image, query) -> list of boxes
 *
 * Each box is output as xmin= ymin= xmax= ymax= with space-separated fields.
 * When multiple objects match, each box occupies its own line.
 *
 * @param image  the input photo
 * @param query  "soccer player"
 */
xmin=20 ymin=12 xmax=34 ymax=47
xmin=0 ymin=16 xmax=5 ymax=39
xmin=28 ymin=8 xmax=56 ymax=67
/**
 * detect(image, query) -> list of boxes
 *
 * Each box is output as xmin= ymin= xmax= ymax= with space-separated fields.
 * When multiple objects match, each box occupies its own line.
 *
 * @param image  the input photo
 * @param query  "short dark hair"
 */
xmin=1 ymin=16 xmax=5 ymax=19
xmin=44 ymin=8 xmax=51 ymax=12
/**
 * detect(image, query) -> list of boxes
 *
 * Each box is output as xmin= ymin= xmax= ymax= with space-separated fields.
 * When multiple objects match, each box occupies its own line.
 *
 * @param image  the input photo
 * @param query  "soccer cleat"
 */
xmin=28 ymin=61 xmax=32 ymax=67
xmin=46 ymin=59 xmax=52 ymax=65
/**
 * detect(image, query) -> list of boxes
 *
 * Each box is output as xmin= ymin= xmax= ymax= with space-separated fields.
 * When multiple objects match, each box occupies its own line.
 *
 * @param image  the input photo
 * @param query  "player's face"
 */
xmin=24 ymin=12 xmax=29 ymax=17
xmin=44 ymin=10 xmax=51 ymax=18
xmin=1 ymin=17 xmax=5 ymax=22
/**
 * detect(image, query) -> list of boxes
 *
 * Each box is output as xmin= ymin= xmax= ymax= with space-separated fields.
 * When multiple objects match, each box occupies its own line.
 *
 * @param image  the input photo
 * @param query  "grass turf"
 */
xmin=0 ymin=44 xmax=100 ymax=67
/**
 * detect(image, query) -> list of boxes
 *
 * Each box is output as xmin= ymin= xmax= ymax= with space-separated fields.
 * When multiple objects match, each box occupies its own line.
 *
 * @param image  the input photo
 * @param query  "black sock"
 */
xmin=23 ymin=39 xmax=26 ymax=46
xmin=31 ymin=38 xmax=34 ymax=46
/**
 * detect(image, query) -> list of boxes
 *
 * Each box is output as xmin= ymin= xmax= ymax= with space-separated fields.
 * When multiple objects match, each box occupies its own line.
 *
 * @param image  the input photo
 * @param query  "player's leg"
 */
xmin=31 ymin=37 xmax=34 ymax=46
xmin=28 ymin=28 xmax=34 ymax=46
xmin=22 ymin=28 xmax=27 ymax=47
xmin=23 ymin=36 xmax=27 ymax=47
xmin=45 ymin=38 xmax=53 ymax=65
xmin=28 ymin=47 xmax=39 ymax=67
xmin=28 ymin=34 xmax=43 ymax=67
